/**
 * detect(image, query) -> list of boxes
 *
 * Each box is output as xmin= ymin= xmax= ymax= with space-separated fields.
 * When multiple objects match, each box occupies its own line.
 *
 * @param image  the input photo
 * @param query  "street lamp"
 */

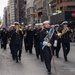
xmin=48 ymin=3 xmax=52 ymax=16
xmin=48 ymin=3 xmax=52 ymax=22
xmin=49 ymin=4 xmax=51 ymax=7
xmin=21 ymin=22 xmax=24 ymax=25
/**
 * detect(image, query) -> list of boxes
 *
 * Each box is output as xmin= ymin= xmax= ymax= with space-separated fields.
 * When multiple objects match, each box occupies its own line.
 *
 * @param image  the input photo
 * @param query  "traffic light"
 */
xmin=33 ymin=13 xmax=37 ymax=17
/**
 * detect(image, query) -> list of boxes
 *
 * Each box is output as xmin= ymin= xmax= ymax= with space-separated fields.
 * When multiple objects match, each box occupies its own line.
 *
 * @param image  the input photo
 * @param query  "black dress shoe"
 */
xmin=12 ymin=56 xmax=15 ymax=60
xmin=13 ymin=57 xmax=15 ymax=60
xmin=48 ymin=70 xmax=51 ymax=75
xmin=56 ymin=54 xmax=59 ymax=58
xmin=48 ymin=72 xmax=51 ymax=75
xmin=65 ymin=59 xmax=68 ymax=62
xmin=19 ymin=57 xmax=21 ymax=61
xmin=29 ymin=52 xmax=32 ymax=54
xmin=37 ymin=56 xmax=39 ymax=59
xmin=16 ymin=60 xmax=18 ymax=63
xmin=64 ymin=56 xmax=68 ymax=61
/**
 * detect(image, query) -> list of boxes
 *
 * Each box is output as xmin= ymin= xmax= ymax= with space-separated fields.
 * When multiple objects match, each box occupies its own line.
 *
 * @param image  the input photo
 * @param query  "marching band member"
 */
xmin=49 ymin=25 xmax=55 ymax=56
xmin=10 ymin=22 xmax=23 ymax=63
xmin=61 ymin=21 xmax=70 ymax=61
xmin=38 ymin=23 xmax=45 ymax=61
xmin=27 ymin=24 xmax=34 ymax=54
xmin=41 ymin=21 xmax=54 ymax=74
xmin=1 ymin=27 xmax=8 ymax=50
xmin=23 ymin=25 xmax=29 ymax=52
xmin=53 ymin=24 xmax=61 ymax=58
xmin=33 ymin=23 xmax=40 ymax=59
xmin=8 ymin=25 xmax=15 ymax=59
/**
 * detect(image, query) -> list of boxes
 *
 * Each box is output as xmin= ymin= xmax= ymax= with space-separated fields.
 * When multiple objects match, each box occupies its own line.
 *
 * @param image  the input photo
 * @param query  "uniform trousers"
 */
xmin=34 ymin=41 xmax=40 ymax=58
xmin=13 ymin=44 xmax=22 ymax=62
xmin=24 ymin=39 xmax=28 ymax=52
xmin=43 ymin=46 xmax=52 ymax=73
xmin=28 ymin=41 xmax=33 ymax=54
xmin=62 ymin=42 xmax=70 ymax=61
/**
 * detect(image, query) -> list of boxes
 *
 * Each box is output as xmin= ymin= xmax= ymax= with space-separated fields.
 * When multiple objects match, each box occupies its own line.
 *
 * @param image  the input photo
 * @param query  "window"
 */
xmin=60 ymin=0 xmax=62 ymax=3
xmin=68 ymin=0 xmax=75 ymax=1
xmin=52 ymin=6 xmax=56 ymax=13
xmin=68 ymin=6 xmax=75 ymax=11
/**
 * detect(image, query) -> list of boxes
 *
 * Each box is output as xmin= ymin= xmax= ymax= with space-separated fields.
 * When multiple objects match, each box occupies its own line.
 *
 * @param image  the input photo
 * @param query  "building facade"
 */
xmin=3 ymin=7 xmax=8 ymax=27
xmin=4 ymin=0 xmax=75 ymax=26
xmin=3 ymin=1 xmax=10 ymax=27
xmin=9 ymin=0 xmax=15 ymax=24
xmin=7 ymin=5 xmax=10 ymax=26
xmin=15 ymin=0 xmax=19 ymax=22
xmin=48 ymin=0 xmax=57 ymax=14
xmin=57 ymin=0 xmax=75 ymax=11
xmin=6 ymin=0 xmax=27 ymax=25
xmin=13 ymin=0 xmax=27 ymax=25
xmin=33 ymin=0 xmax=51 ymax=23
xmin=50 ymin=0 xmax=75 ymax=24
xmin=26 ymin=0 xmax=34 ymax=24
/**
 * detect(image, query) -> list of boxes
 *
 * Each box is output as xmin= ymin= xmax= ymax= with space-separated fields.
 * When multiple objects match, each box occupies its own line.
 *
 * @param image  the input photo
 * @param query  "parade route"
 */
xmin=0 ymin=0 xmax=75 ymax=75
xmin=0 ymin=43 xmax=75 ymax=75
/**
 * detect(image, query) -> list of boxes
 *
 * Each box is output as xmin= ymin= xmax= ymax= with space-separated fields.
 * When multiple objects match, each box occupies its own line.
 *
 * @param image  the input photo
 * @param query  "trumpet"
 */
xmin=19 ymin=25 xmax=24 ymax=31
xmin=57 ymin=32 xmax=62 ymax=38
xmin=57 ymin=27 xmax=69 ymax=38
xmin=62 ymin=27 xmax=69 ymax=35
xmin=18 ymin=25 xmax=24 ymax=35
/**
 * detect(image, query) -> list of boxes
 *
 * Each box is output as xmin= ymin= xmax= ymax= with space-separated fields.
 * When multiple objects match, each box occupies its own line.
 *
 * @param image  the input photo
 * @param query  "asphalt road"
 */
xmin=0 ymin=43 xmax=75 ymax=75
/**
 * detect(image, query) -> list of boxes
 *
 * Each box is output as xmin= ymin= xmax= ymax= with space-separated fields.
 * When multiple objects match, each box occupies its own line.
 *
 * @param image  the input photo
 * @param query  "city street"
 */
xmin=0 ymin=43 xmax=75 ymax=75
xmin=0 ymin=0 xmax=75 ymax=75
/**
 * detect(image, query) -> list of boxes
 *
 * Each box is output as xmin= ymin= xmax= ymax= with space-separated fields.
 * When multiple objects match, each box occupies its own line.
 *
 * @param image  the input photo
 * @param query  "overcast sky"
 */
xmin=0 ymin=0 xmax=8 ymax=18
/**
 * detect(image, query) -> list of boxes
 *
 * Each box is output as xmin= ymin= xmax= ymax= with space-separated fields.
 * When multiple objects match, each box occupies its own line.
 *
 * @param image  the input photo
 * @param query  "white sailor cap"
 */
xmin=39 ymin=23 xmax=43 ymax=26
xmin=55 ymin=24 xmax=59 ymax=27
xmin=43 ymin=21 xmax=50 ymax=24
xmin=25 ymin=25 xmax=28 ymax=28
xmin=50 ymin=25 xmax=55 ymax=28
xmin=61 ymin=21 xmax=68 ymax=25
xmin=10 ymin=25 xmax=15 ymax=27
xmin=35 ymin=23 xmax=39 ymax=26
xmin=9 ymin=25 xmax=14 ymax=28
xmin=14 ymin=22 xmax=19 ymax=25
xmin=28 ymin=24 xmax=32 ymax=27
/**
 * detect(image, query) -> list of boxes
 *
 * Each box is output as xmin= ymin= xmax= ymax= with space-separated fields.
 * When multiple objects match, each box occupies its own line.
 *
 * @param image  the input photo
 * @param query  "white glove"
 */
xmin=53 ymin=40 xmax=57 ymax=47
xmin=43 ymin=41 xmax=51 ymax=47
xmin=43 ymin=41 xmax=48 ymax=46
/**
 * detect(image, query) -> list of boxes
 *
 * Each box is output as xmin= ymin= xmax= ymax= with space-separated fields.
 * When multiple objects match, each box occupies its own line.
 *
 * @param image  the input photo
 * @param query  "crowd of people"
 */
xmin=0 ymin=21 xmax=71 ymax=75
xmin=70 ymin=29 xmax=75 ymax=42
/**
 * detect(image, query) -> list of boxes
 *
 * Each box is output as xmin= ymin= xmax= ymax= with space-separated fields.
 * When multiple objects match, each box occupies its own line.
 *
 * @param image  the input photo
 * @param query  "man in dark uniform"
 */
xmin=27 ymin=24 xmax=33 ymax=54
xmin=40 ymin=22 xmax=51 ymax=62
xmin=39 ymin=23 xmax=46 ymax=61
xmin=49 ymin=25 xmax=56 ymax=57
xmin=10 ymin=22 xmax=23 ymax=63
xmin=23 ymin=25 xmax=29 ymax=52
xmin=1 ymin=27 xmax=8 ymax=50
xmin=53 ymin=24 xmax=61 ymax=58
xmin=0 ymin=29 xmax=3 ymax=48
xmin=40 ymin=21 xmax=53 ymax=74
xmin=8 ymin=25 xmax=15 ymax=59
xmin=61 ymin=21 xmax=70 ymax=61
xmin=33 ymin=23 xmax=40 ymax=59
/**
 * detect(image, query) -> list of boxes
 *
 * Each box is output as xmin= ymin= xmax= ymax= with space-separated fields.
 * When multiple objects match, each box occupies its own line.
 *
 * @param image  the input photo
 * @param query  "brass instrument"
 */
xmin=57 ymin=32 xmax=62 ymax=38
xmin=19 ymin=25 xmax=24 ymax=31
xmin=57 ymin=27 xmax=69 ymax=38
xmin=18 ymin=25 xmax=24 ymax=35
